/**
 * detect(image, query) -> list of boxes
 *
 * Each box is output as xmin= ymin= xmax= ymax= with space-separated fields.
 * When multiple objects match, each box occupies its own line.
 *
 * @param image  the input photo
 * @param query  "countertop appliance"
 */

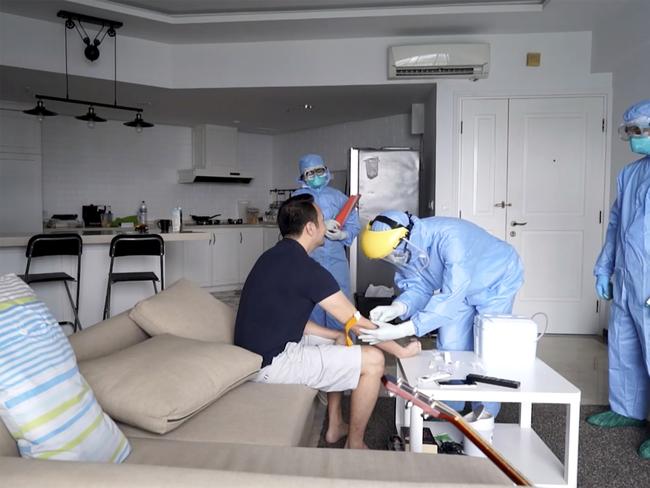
xmin=82 ymin=205 xmax=105 ymax=227
xmin=349 ymin=147 xmax=420 ymax=294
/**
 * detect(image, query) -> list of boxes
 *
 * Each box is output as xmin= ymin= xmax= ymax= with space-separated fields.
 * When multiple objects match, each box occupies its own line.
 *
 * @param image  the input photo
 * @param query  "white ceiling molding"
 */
xmin=70 ymin=0 xmax=545 ymax=24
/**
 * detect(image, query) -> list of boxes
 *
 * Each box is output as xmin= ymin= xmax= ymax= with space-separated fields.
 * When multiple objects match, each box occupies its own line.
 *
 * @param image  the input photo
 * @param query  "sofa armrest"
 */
xmin=69 ymin=311 xmax=149 ymax=362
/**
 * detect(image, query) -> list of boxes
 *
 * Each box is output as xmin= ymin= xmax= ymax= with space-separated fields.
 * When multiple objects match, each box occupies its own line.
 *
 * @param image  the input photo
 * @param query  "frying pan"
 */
xmin=190 ymin=213 xmax=221 ymax=224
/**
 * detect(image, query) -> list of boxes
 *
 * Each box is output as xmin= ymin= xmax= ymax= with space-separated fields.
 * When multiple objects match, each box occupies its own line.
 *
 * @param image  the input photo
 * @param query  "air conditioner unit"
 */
xmin=388 ymin=43 xmax=490 ymax=80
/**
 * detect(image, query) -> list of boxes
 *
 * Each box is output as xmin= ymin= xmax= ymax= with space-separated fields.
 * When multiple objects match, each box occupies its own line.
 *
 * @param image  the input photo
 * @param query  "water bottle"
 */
xmin=172 ymin=206 xmax=182 ymax=233
xmin=138 ymin=200 xmax=148 ymax=225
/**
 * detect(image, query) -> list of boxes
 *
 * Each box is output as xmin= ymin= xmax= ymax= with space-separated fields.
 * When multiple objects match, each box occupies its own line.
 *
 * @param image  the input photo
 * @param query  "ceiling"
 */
xmin=0 ymin=66 xmax=434 ymax=133
xmin=0 ymin=0 xmax=620 ymax=132
xmin=0 ymin=1 xmax=617 ymax=44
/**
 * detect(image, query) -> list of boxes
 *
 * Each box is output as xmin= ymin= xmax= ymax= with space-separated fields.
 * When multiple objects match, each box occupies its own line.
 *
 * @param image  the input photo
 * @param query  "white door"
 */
xmin=460 ymin=97 xmax=606 ymax=334
xmin=459 ymin=99 xmax=509 ymax=239
xmin=507 ymin=97 xmax=605 ymax=334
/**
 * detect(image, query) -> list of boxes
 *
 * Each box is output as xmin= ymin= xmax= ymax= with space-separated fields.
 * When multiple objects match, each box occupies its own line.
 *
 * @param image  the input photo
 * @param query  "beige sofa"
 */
xmin=0 ymin=285 xmax=511 ymax=487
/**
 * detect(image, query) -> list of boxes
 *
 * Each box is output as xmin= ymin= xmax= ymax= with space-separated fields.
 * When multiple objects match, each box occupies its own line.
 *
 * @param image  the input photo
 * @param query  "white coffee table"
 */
xmin=396 ymin=351 xmax=581 ymax=488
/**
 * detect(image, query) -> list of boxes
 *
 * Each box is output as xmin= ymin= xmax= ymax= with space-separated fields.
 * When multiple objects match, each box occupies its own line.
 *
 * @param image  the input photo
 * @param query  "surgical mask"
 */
xmin=306 ymin=174 xmax=328 ymax=189
xmin=630 ymin=137 xmax=650 ymax=155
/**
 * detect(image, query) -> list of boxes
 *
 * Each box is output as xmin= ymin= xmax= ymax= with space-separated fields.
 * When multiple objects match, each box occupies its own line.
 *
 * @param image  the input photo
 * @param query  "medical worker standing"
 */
xmin=294 ymin=154 xmax=361 ymax=330
xmin=357 ymin=211 xmax=524 ymax=416
xmin=588 ymin=99 xmax=650 ymax=459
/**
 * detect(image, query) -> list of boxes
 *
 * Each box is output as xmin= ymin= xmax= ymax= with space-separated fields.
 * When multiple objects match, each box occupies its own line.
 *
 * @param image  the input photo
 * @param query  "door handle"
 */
xmin=510 ymin=221 xmax=528 ymax=227
xmin=494 ymin=201 xmax=513 ymax=208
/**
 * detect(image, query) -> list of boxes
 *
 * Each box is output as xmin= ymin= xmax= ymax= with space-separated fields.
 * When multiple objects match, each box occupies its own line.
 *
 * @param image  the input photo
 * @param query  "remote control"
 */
xmin=465 ymin=374 xmax=520 ymax=389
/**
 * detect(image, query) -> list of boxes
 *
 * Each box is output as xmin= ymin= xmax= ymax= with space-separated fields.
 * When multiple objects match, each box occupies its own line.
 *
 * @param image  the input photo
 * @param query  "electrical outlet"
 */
xmin=526 ymin=52 xmax=541 ymax=67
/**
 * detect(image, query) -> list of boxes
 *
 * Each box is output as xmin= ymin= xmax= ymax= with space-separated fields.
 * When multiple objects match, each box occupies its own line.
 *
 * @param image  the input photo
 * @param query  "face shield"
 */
xmin=383 ymin=237 xmax=430 ymax=275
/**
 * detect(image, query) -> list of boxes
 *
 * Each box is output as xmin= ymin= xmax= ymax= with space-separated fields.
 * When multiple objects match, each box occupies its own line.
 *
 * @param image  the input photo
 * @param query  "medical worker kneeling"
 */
xmin=358 ymin=212 xmax=524 ymax=416
xmin=588 ymin=99 xmax=650 ymax=459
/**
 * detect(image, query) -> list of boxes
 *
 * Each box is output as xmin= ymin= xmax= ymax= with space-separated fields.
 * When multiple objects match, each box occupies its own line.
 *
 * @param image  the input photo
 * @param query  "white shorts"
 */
xmin=252 ymin=335 xmax=362 ymax=392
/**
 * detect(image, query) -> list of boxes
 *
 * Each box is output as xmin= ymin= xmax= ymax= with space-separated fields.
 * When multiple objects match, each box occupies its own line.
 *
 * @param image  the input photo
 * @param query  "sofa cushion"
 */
xmin=124 ymin=439 xmax=512 ymax=485
xmin=69 ymin=311 xmax=149 ymax=362
xmin=129 ymin=278 xmax=235 ymax=343
xmin=119 ymin=382 xmax=317 ymax=447
xmin=79 ymin=334 xmax=261 ymax=434
xmin=0 ymin=273 xmax=131 ymax=462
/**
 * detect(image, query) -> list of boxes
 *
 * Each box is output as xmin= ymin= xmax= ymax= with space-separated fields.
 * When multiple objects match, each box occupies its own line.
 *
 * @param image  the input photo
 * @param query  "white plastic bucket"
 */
xmin=473 ymin=313 xmax=548 ymax=369
xmin=462 ymin=411 xmax=494 ymax=458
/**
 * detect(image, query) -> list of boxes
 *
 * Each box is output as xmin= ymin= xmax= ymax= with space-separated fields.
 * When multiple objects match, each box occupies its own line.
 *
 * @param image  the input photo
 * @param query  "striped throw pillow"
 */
xmin=0 ymin=273 xmax=131 ymax=462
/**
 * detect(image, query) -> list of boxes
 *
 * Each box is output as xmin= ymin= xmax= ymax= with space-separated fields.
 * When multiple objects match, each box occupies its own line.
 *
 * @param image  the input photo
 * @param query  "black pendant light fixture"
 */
xmin=23 ymin=100 xmax=58 ymax=121
xmin=124 ymin=112 xmax=154 ymax=133
xmin=75 ymin=106 xmax=107 ymax=128
xmin=23 ymin=10 xmax=154 ymax=132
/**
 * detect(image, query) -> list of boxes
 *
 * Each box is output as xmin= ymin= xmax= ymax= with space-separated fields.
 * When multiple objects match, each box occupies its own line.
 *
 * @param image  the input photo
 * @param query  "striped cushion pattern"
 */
xmin=0 ymin=273 xmax=131 ymax=462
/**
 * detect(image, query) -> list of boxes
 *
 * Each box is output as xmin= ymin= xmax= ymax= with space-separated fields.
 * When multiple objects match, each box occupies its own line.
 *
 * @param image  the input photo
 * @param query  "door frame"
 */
xmin=452 ymin=93 xmax=613 ymax=333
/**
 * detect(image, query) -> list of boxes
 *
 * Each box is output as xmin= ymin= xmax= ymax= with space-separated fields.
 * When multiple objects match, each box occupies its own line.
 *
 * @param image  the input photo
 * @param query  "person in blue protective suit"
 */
xmin=357 ymin=211 xmax=524 ymax=416
xmin=293 ymin=154 xmax=361 ymax=330
xmin=588 ymin=99 xmax=650 ymax=459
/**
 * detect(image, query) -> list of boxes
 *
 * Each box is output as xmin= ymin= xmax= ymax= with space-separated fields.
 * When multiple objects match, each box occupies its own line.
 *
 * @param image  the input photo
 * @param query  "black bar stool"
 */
xmin=19 ymin=233 xmax=83 ymax=333
xmin=103 ymin=233 xmax=164 ymax=319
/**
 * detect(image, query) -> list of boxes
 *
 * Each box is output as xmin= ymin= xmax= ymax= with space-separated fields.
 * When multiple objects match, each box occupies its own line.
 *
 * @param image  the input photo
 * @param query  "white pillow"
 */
xmin=0 ymin=274 xmax=131 ymax=462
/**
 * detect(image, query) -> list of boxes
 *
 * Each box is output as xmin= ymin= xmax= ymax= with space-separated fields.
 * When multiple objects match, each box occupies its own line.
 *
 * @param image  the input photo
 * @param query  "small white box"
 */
xmin=474 ymin=314 xmax=542 ymax=369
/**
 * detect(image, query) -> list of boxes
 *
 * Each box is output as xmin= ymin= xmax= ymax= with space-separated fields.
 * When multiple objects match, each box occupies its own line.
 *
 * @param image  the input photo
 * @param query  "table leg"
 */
xmin=410 ymin=404 xmax=424 ymax=453
xmin=564 ymin=399 xmax=580 ymax=487
xmin=519 ymin=401 xmax=532 ymax=428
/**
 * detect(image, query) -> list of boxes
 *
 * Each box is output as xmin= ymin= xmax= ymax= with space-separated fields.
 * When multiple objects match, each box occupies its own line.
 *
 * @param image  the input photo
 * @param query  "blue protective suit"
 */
xmin=594 ymin=156 xmax=650 ymax=420
xmin=395 ymin=216 xmax=524 ymax=351
xmin=293 ymin=185 xmax=360 ymax=330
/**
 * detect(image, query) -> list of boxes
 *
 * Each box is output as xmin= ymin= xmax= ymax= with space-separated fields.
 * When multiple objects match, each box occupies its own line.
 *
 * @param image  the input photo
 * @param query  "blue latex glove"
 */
xmin=595 ymin=275 xmax=612 ymax=300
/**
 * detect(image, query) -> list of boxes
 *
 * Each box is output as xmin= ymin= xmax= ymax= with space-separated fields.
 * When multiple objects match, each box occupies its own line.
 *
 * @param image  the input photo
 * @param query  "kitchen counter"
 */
xmin=0 ymin=223 xmax=278 ymax=248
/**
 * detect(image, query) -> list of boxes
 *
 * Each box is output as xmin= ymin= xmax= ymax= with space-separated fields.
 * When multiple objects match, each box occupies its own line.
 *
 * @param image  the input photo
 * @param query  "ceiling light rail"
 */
xmin=23 ymin=10 xmax=154 ymax=132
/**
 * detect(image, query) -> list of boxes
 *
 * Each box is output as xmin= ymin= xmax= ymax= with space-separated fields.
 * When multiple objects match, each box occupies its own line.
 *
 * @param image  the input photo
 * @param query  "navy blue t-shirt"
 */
xmin=234 ymin=238 xmax=340 ymax=367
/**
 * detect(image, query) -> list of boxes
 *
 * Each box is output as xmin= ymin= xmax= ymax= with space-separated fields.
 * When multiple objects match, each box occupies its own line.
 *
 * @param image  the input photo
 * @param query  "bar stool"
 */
xmin=103 ymin=234 xmax=164 ymax=319
xmin=19 ymin=233 xmax=83 ymax=333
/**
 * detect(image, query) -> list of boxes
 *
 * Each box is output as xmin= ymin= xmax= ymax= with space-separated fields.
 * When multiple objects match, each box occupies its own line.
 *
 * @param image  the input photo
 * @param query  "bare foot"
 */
xmin=325 ymin=420 xmax=349 ymax=444
xmin=400 ymin=340 xmax=422 ymax=358
xmin=344 ymin=440 xmax=369 ymax=449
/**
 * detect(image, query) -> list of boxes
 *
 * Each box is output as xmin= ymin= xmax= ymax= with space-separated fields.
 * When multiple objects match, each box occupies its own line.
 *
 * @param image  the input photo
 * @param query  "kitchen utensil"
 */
xmin=157 ymin=219 xmax=171 ymax=233
xmin=190 ymin=213 xmax=221 ymax=225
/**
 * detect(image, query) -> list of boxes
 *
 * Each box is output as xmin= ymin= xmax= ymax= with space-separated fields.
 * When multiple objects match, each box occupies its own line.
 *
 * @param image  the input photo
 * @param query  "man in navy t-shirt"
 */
xmin=235 ymin=194 xmax=384 ymax=449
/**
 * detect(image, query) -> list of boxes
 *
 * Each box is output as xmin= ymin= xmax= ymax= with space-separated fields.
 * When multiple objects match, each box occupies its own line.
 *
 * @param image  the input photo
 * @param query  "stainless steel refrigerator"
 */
xmin=349 ymin=147 xmax=420 ymax=295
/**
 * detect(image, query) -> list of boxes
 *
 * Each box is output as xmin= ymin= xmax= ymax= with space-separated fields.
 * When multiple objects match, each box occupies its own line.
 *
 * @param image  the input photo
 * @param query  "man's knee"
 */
xmin=360 ymin=346 xmax=384 ymax=375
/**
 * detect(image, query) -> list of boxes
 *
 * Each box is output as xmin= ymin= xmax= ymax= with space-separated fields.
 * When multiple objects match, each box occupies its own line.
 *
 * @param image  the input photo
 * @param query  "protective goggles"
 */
xmin=302 ymin=166 xmax=328 ymax=181
xmin=618 ymin=118 xmax=650 ymax=141
xmin=384 ymin=237 xmax=430 ymax=274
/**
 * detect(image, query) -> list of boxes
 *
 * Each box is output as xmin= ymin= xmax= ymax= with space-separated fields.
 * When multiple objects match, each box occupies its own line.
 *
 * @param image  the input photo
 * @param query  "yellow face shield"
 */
xmin=360 ymin=223 xmax=409 ymax=259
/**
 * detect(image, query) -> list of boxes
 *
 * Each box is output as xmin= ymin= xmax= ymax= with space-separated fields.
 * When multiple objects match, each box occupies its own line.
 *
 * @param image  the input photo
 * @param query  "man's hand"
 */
xmin=358 ymin=320 xmax=416 ymax=344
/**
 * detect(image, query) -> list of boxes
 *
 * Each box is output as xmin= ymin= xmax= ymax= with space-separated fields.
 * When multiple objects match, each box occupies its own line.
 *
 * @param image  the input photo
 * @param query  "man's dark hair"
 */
xmin=278 ymin=194 xmax=319 ymax=237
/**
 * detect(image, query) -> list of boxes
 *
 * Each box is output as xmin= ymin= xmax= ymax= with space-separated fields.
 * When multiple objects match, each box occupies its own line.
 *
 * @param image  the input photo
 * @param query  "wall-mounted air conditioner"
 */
xmin=388 ymin=43 xmax=490 ymax=80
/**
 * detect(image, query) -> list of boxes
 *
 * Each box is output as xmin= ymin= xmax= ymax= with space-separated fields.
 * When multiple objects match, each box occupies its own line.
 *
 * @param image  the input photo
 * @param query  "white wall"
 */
xmin=272 ymin=113 xmax=420 ymax=189
xmin=41 ymin=117 xmax=273 ymax=222
xmin=433 ymin=31 xmax=612 ymax=217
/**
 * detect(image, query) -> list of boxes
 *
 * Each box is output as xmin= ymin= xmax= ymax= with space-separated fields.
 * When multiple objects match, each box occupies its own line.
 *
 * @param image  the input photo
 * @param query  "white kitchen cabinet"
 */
xmin=263 ymin=226 xmax=281 ymax=251
xmin=212 ymin=229 xmax=240 ymax=286
xmin=238 ymin=228 xmax=263 ymax=282
xmin=0 ymin=109 xmax=42 ymax=234
xmin=182 ymin=239 xmax=213 ymax=287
